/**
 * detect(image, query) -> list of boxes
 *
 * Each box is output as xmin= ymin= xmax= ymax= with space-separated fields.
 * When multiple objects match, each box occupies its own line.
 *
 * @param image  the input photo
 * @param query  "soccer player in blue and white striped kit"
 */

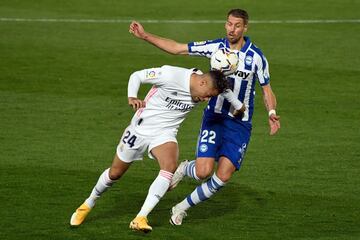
xmin=130 ymin=8 xmax=281 ymax=225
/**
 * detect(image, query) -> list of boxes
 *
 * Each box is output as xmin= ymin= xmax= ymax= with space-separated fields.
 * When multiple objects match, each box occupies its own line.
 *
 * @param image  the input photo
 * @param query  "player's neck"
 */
xmin=189 ymin=74 xmax=202 ymax=101
xmin=189 ymin=73 xmax=196 ymax=96
xmin=229 ymin=36 xmax=245 ymax=51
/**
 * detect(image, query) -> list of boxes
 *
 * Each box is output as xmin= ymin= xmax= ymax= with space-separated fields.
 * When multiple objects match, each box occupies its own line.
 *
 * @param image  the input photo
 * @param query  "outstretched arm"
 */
xmin=262 ymin=84 xmax=280 ymax=135
xmin=129 ymin=21 xmax=189 ymax=55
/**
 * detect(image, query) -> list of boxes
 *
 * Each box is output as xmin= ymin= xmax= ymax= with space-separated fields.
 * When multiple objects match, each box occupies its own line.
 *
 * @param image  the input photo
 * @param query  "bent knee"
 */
xmin=109 ymin=170 xmax=121 ymax=180
xmin=109 ymin=167 xmax=122 ymax=180
xmin=215 ymin=171 xmax=232 ymax=182
xmin=169 ymin=162 xmax=178 ymax=173
xmin=160 ymin=161 xmax=177 ymax=173
xmin=196 ymin=167 xmax=212 ymax=180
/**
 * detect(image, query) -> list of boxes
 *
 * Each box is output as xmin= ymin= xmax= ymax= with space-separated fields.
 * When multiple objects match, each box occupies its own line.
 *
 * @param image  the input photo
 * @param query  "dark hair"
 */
xmin=209 ymin=70 xmax=229 ymax=93
xmin=227 ymin=9 xmax=249 ymax=25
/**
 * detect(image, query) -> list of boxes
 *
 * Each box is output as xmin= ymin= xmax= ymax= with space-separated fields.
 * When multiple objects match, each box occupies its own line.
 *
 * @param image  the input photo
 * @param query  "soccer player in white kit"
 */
xmin=70 ymin=65 xmax=228 ymax=232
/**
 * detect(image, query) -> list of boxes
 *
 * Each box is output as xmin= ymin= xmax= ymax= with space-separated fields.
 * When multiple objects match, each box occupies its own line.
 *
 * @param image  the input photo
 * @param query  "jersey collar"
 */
xmin=224 ymin=36 xmax=251 ymax=53
xmin=241 ymin=36 xmax=251 ymax=53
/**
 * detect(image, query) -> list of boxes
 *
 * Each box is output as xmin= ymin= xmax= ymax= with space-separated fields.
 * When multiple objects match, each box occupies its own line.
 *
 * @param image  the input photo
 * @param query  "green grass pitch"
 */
xmin=0 ymin=0 xmax=359 ymax=239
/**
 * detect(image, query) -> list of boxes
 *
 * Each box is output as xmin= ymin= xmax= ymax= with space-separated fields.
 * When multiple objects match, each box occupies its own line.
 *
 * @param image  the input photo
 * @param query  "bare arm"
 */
xmin=129 ymin=21 xmax=189 ymax=55
xmin=262 ymin=84 xmax=280 ymax=135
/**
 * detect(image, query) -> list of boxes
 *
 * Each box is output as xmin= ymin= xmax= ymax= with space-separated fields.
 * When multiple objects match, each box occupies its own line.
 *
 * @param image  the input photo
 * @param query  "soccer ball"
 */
xmin=210 ymin=48 xmax=239 ymax=75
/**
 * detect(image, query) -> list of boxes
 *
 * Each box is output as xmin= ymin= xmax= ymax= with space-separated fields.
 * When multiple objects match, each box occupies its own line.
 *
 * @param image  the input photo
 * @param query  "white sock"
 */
xmin=176 ymin=173 xmax=226 ymax=211
xmin=85 ymin=168 xmax=116 ymax=208
xmin=137 ymin=170 xmax=173 ymax=217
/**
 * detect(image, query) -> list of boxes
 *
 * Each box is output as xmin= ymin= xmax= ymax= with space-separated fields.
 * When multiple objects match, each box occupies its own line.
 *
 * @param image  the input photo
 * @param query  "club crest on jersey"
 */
xmin=199 ymin=144 xmax=208 ymax=153
xmin=119 ymin=143 xmax=124 ymax=152
xmin=245 ymin=55 xmax=253 ymax=66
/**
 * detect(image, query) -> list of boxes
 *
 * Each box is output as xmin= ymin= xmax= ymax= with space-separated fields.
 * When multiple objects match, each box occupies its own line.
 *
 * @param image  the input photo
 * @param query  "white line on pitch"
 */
xmin=0 ymin=17 xmax=359 ymax=24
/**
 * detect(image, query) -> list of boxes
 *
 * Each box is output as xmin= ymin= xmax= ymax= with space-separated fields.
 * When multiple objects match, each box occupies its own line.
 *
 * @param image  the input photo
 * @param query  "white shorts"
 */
xmin=116 ymin=124 xmax=177 ymax=163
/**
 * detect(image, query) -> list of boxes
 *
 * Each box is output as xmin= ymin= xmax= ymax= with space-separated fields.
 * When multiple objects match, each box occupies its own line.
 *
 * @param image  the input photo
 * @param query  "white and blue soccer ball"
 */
xmin=210 ymin=48 xmax=239 ymax=75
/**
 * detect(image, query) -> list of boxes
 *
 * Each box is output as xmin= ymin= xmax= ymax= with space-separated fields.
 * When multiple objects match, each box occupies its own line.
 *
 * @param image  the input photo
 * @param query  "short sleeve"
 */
xmin=256 ymin=55 xmax=270 ymax=86
xmin=187 ymin=38 xmax=226 ymax=58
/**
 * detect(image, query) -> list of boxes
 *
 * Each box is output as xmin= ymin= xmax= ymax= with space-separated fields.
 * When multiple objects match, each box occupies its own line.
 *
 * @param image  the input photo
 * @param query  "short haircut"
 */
xmin=227 ymin=9 xmax=249 ymax=25
xmin=208 ymin=70 xmax=229 ymax=93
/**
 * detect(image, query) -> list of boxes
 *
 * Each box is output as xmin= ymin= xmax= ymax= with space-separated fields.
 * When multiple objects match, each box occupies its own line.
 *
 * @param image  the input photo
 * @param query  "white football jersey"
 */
xmin=127 ymin=65 xmax=200 ymax=136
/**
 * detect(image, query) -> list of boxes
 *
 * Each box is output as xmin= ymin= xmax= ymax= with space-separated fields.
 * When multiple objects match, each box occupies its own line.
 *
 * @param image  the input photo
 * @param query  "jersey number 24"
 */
xmin=122 ymin=130 xmax=137 ymax=148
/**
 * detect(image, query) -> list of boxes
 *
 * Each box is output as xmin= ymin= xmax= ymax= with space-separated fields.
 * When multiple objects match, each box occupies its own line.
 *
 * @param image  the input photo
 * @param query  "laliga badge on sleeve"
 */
xmin=145 ymin=69 xmax=160 ymax=79
xmin=193 ymin=41 xmax=206 ymax=46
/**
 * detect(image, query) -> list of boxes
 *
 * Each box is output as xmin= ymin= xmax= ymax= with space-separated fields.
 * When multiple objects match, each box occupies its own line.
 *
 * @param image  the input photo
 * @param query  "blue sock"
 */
xmin=176 ymin=173 xmax=226 ymax=211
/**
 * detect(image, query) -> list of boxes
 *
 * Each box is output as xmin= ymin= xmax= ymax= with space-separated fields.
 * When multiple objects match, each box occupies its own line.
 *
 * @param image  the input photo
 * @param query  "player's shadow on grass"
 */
xmin=84 ymin=173 xmax=164 ymax=224
xmin=82 ymin=175 xmax=273 ymax=228
xmin=149 ymin=180 xmax=273 ymax=227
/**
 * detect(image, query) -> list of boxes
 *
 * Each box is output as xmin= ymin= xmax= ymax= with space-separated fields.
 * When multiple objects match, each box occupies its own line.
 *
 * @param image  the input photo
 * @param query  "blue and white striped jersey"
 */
xmin=188 ymin=37 xmax=270 ymax=125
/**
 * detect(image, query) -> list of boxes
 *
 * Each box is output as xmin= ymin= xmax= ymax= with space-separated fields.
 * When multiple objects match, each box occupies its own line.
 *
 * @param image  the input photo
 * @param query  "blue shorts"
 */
xmin=196 ymin=113 xmax=251 ymax=170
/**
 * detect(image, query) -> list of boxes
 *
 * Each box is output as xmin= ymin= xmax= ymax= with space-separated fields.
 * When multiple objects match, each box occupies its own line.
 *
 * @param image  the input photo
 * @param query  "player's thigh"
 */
xmin=216 ymin=156 xmax=236 ymax=182
xmin=195 ymin=157 xmax=216 ymax=180
xmin=150 ymin=142 xmax=178 ymax=173
xmin=149 ymin=131 xmax=178 ymax=173
xmin=218 ymin=122 xmax=251 ymax=171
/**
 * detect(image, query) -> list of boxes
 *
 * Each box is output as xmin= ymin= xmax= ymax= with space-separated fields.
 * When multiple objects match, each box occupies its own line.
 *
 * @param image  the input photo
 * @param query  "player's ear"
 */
xmin=244 ymin=24 xmax=248 ymax=33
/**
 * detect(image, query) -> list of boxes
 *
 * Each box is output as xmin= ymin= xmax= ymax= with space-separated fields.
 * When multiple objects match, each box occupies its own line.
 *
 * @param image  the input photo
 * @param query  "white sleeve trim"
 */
xmin=222 ymin=89 xmax=244 ymax=110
